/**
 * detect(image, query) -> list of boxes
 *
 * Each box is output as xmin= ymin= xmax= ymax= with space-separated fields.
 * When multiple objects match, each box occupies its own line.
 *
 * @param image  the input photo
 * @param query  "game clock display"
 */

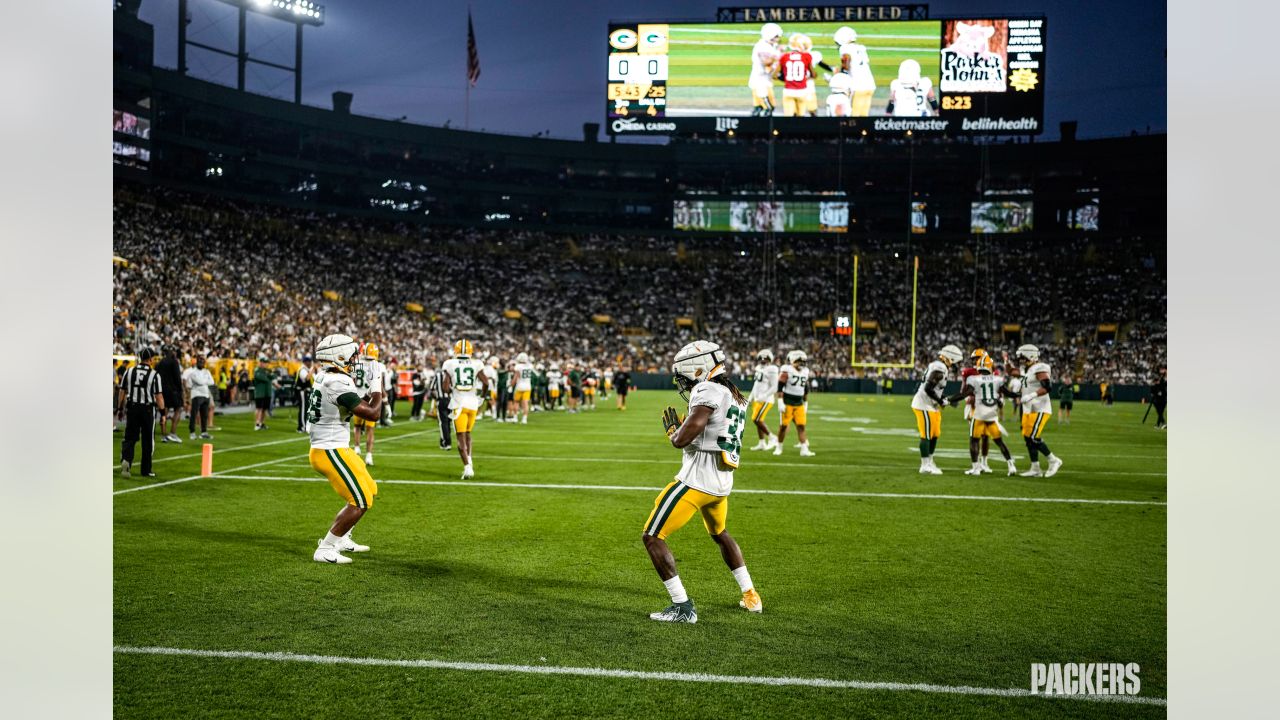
xmin=606 ymin=16 xmax=1045 ymax=136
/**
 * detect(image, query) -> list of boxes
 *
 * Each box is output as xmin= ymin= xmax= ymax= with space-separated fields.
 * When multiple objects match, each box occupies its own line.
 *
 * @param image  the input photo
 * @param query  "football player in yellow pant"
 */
xmin=308 ymin=334 xmax=385 ymax=564
xmin=642 ymin=341 xmax=762 ymax=624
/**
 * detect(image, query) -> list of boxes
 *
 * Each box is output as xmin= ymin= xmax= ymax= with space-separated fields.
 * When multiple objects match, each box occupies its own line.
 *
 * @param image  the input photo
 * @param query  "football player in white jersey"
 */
xmin=912 ymin=344 xmax=964 ymax=474
xmin=306 ymin=334 xmax=384 ymax=564
xmin=774 ymin=350 xmax=815 ymax=456
xmin=644 ymin=341 xmax=761 ymax=623
xmin=886 ymin=59 xmax=938 ymax=117
xmin=950 ymin=355 xmax=1018 ymax=476
xmin=547 ymin=363 xmax=562 ymax=410
xmin=832 ymin=26 xmax=876 ymax=116
xmin=441 ymin=339 xmax=490 ymax=478
xmin=512 ymin=352 xmax=535 ymax=424
xmin=351 ymin=343 xmax=385 ymax=466
xmin=1013 ymin=345 xmax=1063 ymax=477
xmin=749 ymin=23 xmax=784 ymax=115
xmin=481 ymin=355 xmax=500 ymax=419
xmin=748 ymin=349 xmax=780 ymax=450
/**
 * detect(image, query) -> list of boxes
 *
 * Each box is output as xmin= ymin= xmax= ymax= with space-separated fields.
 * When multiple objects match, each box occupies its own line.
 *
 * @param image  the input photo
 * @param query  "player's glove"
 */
xmin=662 ymin=406 xmax=682 ymax=438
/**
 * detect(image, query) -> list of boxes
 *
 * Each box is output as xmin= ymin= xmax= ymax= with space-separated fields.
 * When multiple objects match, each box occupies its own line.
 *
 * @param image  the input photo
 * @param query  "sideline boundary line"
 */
xmin=212 ymin=475 xmax=1167 ymax=507
xmin=112 ymin=645 xmax=1166 ymax=707
xmin=112 ymin=430 xmax=430 ymax=496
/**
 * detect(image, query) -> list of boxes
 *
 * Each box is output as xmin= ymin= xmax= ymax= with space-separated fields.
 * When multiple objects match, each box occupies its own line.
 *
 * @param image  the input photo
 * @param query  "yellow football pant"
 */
xmin=913 ymin=408 xmax=941 ymax=439
xmin=453 ymin=407 xmax=478 ymax=433
xmin=750 ymin=400 xmax=774 ymax=424
xmin=780 ymin=402 xmax=807 ymax=427
xmin=643 ymin=481 xmax=728 ymax=539
xmin=1022 ymin=412 xmax=1050 ymax=439
xmin=310 ymin=447 xmax=377 ymax=509
xmin=970 ymin=418 xmax=1002 ymax=439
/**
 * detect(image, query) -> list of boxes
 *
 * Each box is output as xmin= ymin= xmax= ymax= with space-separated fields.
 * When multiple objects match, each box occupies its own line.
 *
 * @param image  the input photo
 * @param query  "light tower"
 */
xmin=177 ymin=0 xmax=325 ymax=104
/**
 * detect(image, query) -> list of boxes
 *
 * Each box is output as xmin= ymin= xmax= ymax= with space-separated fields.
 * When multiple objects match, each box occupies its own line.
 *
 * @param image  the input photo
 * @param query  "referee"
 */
xmin=117 ymin=348 xmax=166 ymax=478
xmin=430 ymin=363 xmax=452 ymax=450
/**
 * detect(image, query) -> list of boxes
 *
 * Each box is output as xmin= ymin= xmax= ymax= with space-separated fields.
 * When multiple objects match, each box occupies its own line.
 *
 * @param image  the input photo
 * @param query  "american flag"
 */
xmin=467 ymin=11 xmax=481 ymax=87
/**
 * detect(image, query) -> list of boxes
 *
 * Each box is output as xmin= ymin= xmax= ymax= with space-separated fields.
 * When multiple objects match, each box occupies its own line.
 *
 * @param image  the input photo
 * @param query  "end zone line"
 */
xmin=112 ymin=430 xmax=430 ymax=496
xmin=112 ymin=645 xmax=1166 ymax=707
xmin=210 ymin=475 xmax=1167 ymax=506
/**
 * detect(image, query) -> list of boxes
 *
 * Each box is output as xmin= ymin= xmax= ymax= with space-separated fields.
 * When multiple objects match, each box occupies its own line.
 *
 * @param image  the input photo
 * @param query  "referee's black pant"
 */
xmin=121 ymin=402 xmax=156 ymax=474
xmin=297 ymin=389 xmax=310 ymax=431
xmin=436 ymin=397 xmax=452 ymax=449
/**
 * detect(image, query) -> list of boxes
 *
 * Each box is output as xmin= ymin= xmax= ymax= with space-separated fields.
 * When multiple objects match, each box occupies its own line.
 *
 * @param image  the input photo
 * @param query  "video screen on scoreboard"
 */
xmin=606 ymin=16 xmax=1044 ymax=135
xmin=971 ymin=201 xmax=1033 ymax=234
xmin=674 ymin=199 xmax=848 ymax=232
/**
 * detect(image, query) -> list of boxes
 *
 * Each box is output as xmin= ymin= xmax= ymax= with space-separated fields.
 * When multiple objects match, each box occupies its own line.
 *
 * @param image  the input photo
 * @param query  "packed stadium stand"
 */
xmin=113 ymin=5 xmax=1165 ymax=389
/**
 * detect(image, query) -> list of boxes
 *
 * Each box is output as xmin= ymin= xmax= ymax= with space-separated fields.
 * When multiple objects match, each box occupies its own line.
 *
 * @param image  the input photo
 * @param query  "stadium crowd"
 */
xmin=113 ymin=186 xmax=1165 ymax=386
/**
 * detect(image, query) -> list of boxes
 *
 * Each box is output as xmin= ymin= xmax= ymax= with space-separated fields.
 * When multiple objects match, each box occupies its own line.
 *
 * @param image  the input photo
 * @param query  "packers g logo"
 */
xmin=609 ymin=28 xmax=638 ymax=50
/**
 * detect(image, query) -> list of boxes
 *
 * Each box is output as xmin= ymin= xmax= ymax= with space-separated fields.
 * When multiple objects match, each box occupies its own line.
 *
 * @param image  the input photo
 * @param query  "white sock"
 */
xmin=732 ymin=566 xmax=753 ymax=593
xmin=323 ymin=531 xmax=343 ymax=547
xmin=663 ymin=575 xmax=688 ymax=603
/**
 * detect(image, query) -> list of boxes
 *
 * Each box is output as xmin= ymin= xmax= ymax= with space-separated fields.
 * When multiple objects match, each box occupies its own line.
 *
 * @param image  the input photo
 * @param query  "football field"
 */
xmin=665 ymin=21 xmax=941 ymax=116
xmin=114 ymin=391 xmax=1166 ymax=718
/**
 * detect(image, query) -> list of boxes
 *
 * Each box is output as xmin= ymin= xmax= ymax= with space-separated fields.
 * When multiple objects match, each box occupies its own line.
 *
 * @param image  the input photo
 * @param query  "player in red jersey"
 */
xmin=779 ymin=34 xmax=817 ymax=117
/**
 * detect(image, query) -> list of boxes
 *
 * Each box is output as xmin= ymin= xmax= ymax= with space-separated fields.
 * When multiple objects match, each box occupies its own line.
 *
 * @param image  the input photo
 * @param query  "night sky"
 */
xmin=136 ymin=0 xmax=1166 ymax=141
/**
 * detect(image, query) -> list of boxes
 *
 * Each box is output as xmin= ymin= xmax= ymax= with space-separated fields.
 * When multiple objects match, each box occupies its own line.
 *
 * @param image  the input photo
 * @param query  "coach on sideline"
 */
xmin=117 ymin=348 xmax=165 ymax=478
xmin=183 ymin=355 xmax=215 ymax=440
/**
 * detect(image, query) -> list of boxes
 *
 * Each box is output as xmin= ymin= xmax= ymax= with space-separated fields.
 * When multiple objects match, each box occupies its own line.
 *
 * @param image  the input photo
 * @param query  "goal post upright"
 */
xmin=850 ymin=253 xmax=920 ymax=371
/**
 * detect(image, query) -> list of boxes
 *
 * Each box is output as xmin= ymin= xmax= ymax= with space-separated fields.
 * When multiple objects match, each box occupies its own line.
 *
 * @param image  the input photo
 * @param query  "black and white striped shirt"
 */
xmin=120 ymin=365 xmax=163 ymax=406
xmin=430 ymin=369 xmax=448 ymax=401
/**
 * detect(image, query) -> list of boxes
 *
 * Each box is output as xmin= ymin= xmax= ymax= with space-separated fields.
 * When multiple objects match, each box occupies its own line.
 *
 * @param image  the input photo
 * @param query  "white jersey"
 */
xmin=966 ymin=374 xmax=1005 ymax=422
xmin=353 ymin=359 xmax=385 ymax=399
xmin=482 ymin=365 xmax=498 ymax=394
xmin=889 ymin=77 xmax=934 ymax=117
xmin=442 ymin=357 xmax=486 ymax=411
xmin=675 ymin=381 xmax=746 ymax=497
xmin=750 ymin=39 xmax=781 ymax=81
xmin=308 ymin=368 xmax=361 ymax=450
xmin=547 ymin=371 xmax=561 ymax=391
xmin=750 ymin=363 xmax=780 ymax=402
xmin=838 ymin=43 xmax=877 ymax=91
xmin=513 ymin=362 xmax=535 ymax=392
xmin=1022 ymin=362 xmax=1053 ymax=414
xmin=779 ymin=364 xmax=809 ymax=403
xmin=912 ymin=360 xmax=950 ymax=411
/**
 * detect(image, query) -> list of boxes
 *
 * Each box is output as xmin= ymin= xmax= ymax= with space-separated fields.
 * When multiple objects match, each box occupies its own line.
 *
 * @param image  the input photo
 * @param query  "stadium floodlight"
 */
xmin=211 ymin=0 xmax=325 ymax=27
xmin=181 ymin=0 xmax=324 ymax=104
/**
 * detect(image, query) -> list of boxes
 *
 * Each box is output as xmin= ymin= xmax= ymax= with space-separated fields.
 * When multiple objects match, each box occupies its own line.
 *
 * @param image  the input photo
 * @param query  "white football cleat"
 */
xmin=772 ymin=445 xmax=783 ymax=456
xmin=1045 ymin=457 xmax=1063 ymax=477
xmin=521 ymin=417 xmax=528 ymax=425
xmin=799 ymin=446 xmax=816 ymax=457
xmin=750 ymin=440 xmax=767 ymax=451
xmin=1021 ymin=466 xmax=1044 ymax=477
xmin=364 ymin=452 xmax=374 ymax=466
xmin=313 ymin=542 xmax=352 ymax=564
xmin=927 ymin=464 xmax=943 ymax=475
xmin=461 ymin=463 xmax=475 ymax=479
xmin=336 ymin=534 xmax=370 ymax=553
xmin=964 ymin=467 xmax=983 ymax=476
xmin=1007 ymin=461 xmax=1018 ymax=476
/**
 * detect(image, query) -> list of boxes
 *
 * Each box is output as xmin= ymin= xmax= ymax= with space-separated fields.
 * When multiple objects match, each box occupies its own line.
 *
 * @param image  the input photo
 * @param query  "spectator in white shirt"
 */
xmin=183 ymin=356 xmax=215 ymax=439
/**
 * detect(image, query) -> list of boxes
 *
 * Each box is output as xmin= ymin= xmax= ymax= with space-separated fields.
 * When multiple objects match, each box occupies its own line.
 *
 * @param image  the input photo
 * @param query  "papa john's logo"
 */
xmin=940 ymin=21 xmax=1007 ymax=93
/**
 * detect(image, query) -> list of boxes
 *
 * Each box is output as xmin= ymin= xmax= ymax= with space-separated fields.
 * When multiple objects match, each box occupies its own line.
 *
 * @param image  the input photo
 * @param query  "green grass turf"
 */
xmin=665 ymin=21 xmax=942 ymax=115
xmin=114 ymin=391 xmax=1166 ymax=718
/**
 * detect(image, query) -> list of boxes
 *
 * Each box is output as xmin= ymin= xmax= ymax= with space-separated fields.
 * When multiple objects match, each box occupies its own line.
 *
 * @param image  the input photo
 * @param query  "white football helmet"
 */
xmin=898 ymin=59 xmax=921 ymax=86
xmin=516 ymin=352 xmax=530 ymax=364
xmin=1015 ymin=344 xmax=1040 ymax=365
xmin=760 ymin=22 xmax=783 ymax=43
xmin=938 ymin=344 xmax=964 ymax=366
xmin=315 ymin=334 xmax=359 ymax=368
xmin=672 ymin=341 xmax=727 ymax=400
xmin=488 ymin=356 xmax=500 ymax=368
xmin=787 ymin=350 xmax=807 ymax=366
xmin=833 ymin=26 xmax=857 ymax=46
xmin=757 ymin=349 xmax=774 ymax=362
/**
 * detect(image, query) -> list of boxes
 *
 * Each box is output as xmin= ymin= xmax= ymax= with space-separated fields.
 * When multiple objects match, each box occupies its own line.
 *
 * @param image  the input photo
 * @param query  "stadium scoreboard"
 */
xmin=606 ymin=8 xmax=1045 ymax=136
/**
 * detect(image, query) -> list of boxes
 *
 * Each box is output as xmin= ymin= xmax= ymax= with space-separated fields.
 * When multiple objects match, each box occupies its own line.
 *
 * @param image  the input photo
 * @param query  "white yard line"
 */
xmin=111 ymin=645 xmax=1165 ymax=707
xmin=211 ymin=475 xmax=1166 ymax=507
xmin=113 ymin=431 xmax=430 ymax=496
xmin=354 ymin=452 xmax=1168 ymax=478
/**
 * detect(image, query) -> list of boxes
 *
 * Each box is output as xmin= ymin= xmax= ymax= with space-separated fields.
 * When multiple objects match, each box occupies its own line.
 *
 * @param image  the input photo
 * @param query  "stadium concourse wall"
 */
xmin=627 ymin=374 xmax=1153 ymax=402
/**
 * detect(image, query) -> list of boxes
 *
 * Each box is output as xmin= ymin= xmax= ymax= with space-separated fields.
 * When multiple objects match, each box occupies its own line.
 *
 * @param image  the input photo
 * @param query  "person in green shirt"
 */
xmin=1057 ymin=376 xmax=1075 ymax=426
xmin=534 ymin=364 xmax=548 ymax=410
xmin=496 ymin=363 xmax=512 ymax=422
xmin=253 ymin=357 xmax=279 ymax=430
